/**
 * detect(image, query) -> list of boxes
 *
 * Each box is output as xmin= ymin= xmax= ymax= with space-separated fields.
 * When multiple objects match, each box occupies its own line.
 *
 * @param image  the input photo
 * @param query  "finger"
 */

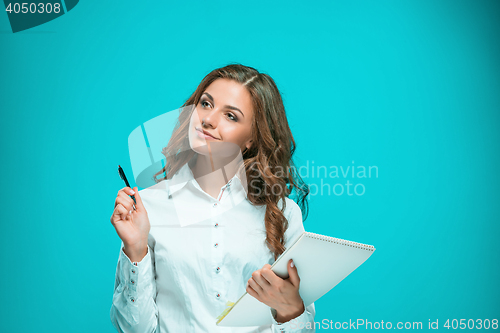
xmin=133 ymin=187 xmax=144 ymax=211
xmin=119 ymin=204 xmax=133 ymax=221
xmin=115 ymin=189 xmax=134 ymax=206
xmin=117 ymin=191 xmax=134 ymax=206
xmin=252 ymin=270 xmax=271 ymax=291
xmin=287 ymin=259 xmax=300 ymax=288
xmin=112 ymin=203 xmax=129 ymax=223
xmin=118 ymin=187 xmax=136 ymax=198
xmin=248 ymin=277 xmax=263 ymax=296
xmin=115 ymin=188 xmax=135 ymax=207
xmin=261 ymin=264 xmax=282 ymax=286
xmin=246 ymin=283 xmax=259 ymax=300
xmin=116 ymin=194 xmax=134 ymax=212
xmin=117 ymin=190 xmax=135 ymax=205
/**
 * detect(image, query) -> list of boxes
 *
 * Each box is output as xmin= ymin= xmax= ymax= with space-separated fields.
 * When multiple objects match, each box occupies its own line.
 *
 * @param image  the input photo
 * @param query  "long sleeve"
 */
xmin=110 ymin=241 xmax=158 ymax=333
xmin=270 ymin=302 xmax=316 ymax=332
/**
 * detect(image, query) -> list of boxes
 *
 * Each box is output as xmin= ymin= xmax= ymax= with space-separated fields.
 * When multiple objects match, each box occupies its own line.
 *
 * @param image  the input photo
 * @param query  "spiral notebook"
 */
xmin=216 ymin=231 xmax=376 ymax=327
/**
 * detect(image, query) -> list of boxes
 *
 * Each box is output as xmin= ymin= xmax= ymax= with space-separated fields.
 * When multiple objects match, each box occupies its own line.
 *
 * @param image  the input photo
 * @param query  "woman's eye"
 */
xmin=201 ymin=100 xmax=211 ymax=108
xmin=227 ymin=113 xmax=238 ymax=122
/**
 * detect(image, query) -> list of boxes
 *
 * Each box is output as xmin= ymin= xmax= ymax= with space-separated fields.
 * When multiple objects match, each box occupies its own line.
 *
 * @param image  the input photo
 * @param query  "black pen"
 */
xmin=118 ymin=165 xmax=137 ymax=210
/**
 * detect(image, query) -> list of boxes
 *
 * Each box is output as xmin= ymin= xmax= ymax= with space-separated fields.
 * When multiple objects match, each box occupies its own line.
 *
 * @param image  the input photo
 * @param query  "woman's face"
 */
xmin=188 ymin=78 xmax=254 ymax=157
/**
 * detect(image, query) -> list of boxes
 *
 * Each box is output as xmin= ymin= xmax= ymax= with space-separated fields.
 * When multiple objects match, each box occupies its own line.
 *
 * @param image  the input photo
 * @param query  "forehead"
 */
xmin=203 ymin=79 xmax=254 ymax=116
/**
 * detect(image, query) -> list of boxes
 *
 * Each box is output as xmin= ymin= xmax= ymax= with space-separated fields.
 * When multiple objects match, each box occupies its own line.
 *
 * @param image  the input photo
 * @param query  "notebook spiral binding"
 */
xmin=305 ymin=232 xmax=375 ymax=251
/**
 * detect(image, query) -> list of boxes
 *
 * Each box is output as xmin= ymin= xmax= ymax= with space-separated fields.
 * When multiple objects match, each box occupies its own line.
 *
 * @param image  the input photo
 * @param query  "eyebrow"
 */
xmin=202 ymin=92 xmax=245 ymax=118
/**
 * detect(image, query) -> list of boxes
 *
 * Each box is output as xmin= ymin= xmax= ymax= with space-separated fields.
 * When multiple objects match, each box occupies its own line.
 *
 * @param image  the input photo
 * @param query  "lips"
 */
xmin=196 ymin=127 xmax=219 ymax=140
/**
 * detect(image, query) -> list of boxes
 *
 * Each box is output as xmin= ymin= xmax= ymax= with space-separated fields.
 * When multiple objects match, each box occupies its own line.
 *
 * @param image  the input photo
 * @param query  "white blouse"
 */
xmin=110 ymin=161 xmax=316 ymax=332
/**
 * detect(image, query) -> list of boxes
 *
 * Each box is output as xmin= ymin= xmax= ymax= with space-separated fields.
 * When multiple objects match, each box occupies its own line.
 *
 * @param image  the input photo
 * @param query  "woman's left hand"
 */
xmin=247 ymin=259 xmax=305 ymax=323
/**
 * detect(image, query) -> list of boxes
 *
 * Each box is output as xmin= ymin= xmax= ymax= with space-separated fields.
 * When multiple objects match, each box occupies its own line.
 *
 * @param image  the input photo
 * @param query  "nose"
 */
xmin=200 ymin=107 xmax=219 ymax=129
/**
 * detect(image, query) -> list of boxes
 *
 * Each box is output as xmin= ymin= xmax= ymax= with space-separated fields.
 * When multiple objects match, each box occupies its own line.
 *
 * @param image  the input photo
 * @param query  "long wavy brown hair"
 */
xmin=153 ymin=63 xmax=309 ymax=260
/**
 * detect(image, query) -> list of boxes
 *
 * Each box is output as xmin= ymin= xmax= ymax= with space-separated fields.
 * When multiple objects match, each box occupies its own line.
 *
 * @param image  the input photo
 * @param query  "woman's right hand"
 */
xmin=110 ymin=186 xmax=150 ymax=262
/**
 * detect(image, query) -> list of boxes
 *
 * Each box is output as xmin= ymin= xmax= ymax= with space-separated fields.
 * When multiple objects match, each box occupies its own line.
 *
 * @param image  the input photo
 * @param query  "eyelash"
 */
xmin=200 ymin=100 xmax=238 ymax=122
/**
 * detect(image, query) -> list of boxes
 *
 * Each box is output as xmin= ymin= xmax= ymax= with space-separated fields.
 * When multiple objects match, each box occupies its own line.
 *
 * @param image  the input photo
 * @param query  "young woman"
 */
xmin=110 ymin=64 xmax=316 ymax=332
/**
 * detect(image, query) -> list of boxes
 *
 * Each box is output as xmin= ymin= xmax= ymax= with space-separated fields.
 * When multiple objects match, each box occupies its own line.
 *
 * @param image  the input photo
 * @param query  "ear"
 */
xmin=245 ymin=139 xmax=253 ymax=150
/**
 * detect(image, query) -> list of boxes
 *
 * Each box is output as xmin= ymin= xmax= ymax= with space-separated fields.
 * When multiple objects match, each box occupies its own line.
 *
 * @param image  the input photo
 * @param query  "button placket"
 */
xmin=216 ymin=179 xmax=232 ymax=202
xmin=212 ymin=225 xmax=223 ymax=276
xmin=211 ymin=202 xmax=224 ymax=303
xmin=127 ymin=265 xmax=137 ymax=297
xmin=127 ymin=290 xmax=137 ymax=304
xmin=211 ymin=180 xmax=232 ymax=303
xmin=129 ymin=264 xmax=138 ymax=291
xmin=129 ymin=279 xmax=137 ymax=291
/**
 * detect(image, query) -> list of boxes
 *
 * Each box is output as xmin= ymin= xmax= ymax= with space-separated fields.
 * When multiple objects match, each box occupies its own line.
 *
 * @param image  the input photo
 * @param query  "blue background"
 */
xmin=1 ymin=0 xmax=499 ymax=331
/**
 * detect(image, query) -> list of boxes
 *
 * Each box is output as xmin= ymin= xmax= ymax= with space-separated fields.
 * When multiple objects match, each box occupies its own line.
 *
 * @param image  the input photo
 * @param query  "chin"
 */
xmin=189 ymin=137 xmax=244 ymax=159
xmin=188 ymin=129 xmax=210 ymax=155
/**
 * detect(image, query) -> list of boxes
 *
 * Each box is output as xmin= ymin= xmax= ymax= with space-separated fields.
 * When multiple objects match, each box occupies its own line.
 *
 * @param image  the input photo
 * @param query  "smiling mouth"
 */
xmin=195 ymin=127 xmax=220 ymax=140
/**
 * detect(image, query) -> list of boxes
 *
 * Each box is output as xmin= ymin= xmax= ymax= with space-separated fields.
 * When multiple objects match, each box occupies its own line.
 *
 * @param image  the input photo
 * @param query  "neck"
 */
xmin=190 ymin=151 xmax=243 ymax=199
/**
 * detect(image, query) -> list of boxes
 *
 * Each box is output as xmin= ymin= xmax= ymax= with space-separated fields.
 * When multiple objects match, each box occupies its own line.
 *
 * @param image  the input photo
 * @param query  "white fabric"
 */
xmin=110 ymin=161 xmax=316 ymax=332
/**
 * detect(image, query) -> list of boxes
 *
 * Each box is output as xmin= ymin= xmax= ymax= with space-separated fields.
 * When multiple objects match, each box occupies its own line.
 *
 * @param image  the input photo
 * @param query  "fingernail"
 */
xmin=130 ymin=190 xmax=135 ymax=195
xmin=290 ymin=260 xmax=294 ymax=268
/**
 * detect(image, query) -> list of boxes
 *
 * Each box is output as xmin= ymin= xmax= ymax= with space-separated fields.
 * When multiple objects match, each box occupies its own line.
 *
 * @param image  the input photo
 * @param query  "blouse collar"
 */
xmin=167 ymin=160 xmax=246 ymax=199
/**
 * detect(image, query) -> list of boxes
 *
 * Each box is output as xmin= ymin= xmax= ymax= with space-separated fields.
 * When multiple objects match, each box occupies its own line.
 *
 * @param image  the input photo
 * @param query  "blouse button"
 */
xmin=130 ymin=279 xmax=135 ymax=284
xmin=130 ymin=297 xmax=135 ymax=303
xmin=216 ymin=267 xmax=220 ymax=273
xmin=213 ymin=202 xmax=218 ymax=208
xmin=131 ymin=269 xmax=136 ymax=274
xmin=214 ymin=223 xmax=219 ymax=228
xmin=214 ymin=243 xmax=218 ymax=248
xmin=216 ymin=293 xmax=221 ymax=299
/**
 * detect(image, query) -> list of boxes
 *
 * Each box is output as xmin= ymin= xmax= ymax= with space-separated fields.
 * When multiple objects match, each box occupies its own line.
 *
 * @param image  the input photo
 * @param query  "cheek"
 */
xmin=221 ymin=128 xmax=246 ymax=145
xmin=223 ymin=123 xmax=252 ymax=142
xmin=188 ymin=111 xmax=204 ymax=150
xmin=190 ymin=108 xmax=201 ymax=124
